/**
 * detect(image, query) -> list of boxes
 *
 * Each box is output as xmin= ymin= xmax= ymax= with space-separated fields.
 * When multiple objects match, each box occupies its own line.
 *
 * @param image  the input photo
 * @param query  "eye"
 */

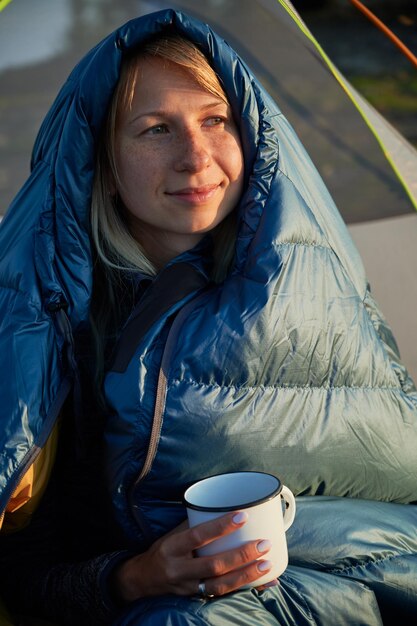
xmin=204 ymin=116 xmax=226 ymax=127
xmin=146 ymin=124 xmax=169 ymax=135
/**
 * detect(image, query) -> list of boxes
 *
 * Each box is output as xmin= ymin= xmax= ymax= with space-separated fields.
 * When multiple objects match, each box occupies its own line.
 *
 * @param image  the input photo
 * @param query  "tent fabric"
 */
xmin=274 ymin=0 xmax=417 ymax=210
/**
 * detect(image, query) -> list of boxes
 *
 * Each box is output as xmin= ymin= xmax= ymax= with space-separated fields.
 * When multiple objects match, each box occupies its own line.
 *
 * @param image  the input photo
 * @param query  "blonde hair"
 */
xmin=90 ymin=35 xmax=239 ymax=384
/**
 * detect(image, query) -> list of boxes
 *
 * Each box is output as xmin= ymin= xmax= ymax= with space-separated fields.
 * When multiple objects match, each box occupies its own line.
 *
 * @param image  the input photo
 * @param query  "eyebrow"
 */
xmin=128 ymin=100 xmax=228 ymax=125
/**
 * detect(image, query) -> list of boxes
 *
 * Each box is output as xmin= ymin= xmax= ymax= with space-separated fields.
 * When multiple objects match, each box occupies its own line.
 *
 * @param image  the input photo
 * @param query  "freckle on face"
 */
xmin=114 ymin=56 xmax=244 ymax=267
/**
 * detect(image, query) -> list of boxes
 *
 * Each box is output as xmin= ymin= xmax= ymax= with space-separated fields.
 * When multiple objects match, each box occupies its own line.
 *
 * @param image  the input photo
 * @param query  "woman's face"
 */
xmin=114 ymin=56 xmax=244 ymax=268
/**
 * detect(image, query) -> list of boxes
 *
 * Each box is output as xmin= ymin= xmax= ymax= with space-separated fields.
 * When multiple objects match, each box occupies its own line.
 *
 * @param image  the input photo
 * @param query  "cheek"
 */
xmin=223 ymin=136 xmax=244 ymax=184
xmin=117 ymin=145 xmax=152 ymax=191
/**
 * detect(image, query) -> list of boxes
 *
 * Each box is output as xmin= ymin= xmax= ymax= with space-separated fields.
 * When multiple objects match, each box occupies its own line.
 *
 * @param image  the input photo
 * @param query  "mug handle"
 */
xmin=281 ymin=485 xmax=296 ymax=531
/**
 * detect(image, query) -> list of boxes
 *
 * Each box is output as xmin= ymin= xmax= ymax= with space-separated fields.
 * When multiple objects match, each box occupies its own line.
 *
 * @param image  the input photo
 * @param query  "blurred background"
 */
xmin=293 ymin=0 xmax=416 ymax=148
xmin=1 ymin=0 xmax=416 ymax=379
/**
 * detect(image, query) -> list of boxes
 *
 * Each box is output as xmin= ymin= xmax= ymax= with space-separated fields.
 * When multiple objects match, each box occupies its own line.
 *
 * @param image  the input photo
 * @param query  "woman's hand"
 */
xmin=112 ymin=511 xmax=273 ymax=602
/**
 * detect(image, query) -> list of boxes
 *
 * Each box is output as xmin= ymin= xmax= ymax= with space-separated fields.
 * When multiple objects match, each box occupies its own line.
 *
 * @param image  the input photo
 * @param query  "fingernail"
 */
xmin=232 ymin=511 xmax=248 ymax=525
xmin=257 ymin=540 xmax=272 ymax=553
xmin=258 ymin=560 xmax=272 ymax=572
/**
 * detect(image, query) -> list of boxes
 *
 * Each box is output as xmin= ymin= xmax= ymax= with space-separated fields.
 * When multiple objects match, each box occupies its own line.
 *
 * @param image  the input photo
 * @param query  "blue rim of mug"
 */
xmin=183 ymin=471 xmax=282 ymax=512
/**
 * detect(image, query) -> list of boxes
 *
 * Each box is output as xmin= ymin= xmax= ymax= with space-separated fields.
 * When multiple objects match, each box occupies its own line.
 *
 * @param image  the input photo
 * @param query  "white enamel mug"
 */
xmin=184 ymin=471 xmax=296 ymax=587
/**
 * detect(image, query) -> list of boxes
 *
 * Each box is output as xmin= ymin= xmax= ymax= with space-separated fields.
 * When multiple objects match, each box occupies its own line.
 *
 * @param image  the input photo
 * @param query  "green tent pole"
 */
xmin=277 ymin=0 xmax=417 ymax=210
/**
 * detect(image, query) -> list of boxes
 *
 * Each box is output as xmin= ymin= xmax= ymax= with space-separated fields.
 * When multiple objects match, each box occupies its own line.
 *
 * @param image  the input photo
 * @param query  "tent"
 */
xmin=0 ymin=0 xmax=416 ymax=379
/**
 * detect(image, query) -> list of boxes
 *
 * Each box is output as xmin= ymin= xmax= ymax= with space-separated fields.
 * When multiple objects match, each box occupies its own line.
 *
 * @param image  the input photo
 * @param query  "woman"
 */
xmin=0 ymin=9 xmax=417 ymax=626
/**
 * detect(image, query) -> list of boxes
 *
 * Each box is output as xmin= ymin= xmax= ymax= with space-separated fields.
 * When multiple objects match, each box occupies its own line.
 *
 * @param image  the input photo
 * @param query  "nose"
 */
xmin=174 ymin=130 xmax=211 ymax=173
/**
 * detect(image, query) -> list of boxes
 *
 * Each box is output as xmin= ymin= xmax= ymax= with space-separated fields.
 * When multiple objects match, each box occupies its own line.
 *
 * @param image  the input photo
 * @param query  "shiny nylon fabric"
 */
xmin=98 ymin=11 xmax=417 ymax=623
xmin=101 ymin=13 xmax=417 ymax=534
xmin=113 ymin=497 xmax=417 ymax=624
xmin=114 ymin=568 xmax=384 ymax=626
xmin=0 ymin=9 xmax=215 ymax=513
xmin=0 ymin=8 xmax=416 ymax=624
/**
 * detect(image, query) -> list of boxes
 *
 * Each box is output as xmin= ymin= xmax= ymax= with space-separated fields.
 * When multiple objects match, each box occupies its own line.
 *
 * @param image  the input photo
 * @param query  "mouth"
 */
xmin=166 ymin=184 xmax=221 ymax=203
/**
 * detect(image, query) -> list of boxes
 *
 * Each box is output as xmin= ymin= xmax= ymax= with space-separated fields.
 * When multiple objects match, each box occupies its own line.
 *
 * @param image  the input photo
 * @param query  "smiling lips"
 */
xmin=166 ymin=184 xmax=221 ymax=203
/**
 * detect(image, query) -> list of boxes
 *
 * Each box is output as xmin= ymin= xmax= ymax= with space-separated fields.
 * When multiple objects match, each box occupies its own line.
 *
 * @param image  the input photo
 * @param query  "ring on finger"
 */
xmin=198 ymin=580 xmax=215 ymax=599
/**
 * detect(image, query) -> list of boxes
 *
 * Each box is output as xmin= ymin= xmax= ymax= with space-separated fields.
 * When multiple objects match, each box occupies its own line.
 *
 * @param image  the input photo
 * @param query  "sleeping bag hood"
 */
xmin=1 ymin=9 xmax=417 ymax=534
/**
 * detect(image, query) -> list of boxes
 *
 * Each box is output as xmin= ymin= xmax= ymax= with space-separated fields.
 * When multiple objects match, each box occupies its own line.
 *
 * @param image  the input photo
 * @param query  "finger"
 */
xmin=170 ymin=511 xmax=248 ymax=556
xmin=204 ymin=558 xmax=274 ymax=597
xmin=185 ymin=538 xmax=272 ymax=581
xmin=189 ymin=511 xmax=249 ymax=550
